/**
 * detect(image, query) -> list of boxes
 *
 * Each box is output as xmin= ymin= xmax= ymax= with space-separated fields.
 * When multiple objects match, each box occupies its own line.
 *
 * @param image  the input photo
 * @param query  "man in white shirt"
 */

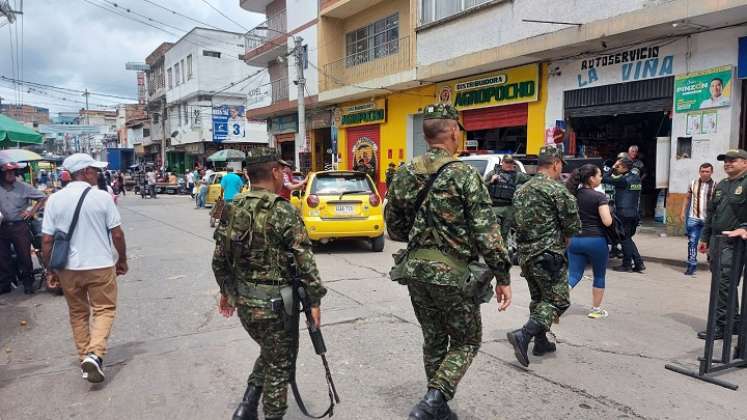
xmin=700 ymin=78 xmax=730 ymax=109
xmin=41 ymin=153 xmax=128 ymax=384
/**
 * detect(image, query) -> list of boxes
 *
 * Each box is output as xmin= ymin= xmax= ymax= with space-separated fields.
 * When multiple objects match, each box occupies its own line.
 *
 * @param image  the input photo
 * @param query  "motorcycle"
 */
xmin=139 ymin=183 xmax=156 ymax=199
xmin=9 ymin=213 xmax=63 ymax=295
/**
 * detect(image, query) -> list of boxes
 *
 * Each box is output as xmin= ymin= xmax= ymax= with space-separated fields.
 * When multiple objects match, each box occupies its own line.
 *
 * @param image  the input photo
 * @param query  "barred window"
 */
xmin=345 ymin=13 xmax=399 ymax=67
xmin=420 ymin=0 xmax=492 ymax=25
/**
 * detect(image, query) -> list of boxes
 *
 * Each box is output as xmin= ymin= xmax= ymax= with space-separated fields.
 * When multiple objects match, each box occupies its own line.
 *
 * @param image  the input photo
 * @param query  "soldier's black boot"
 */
xmin=507 ymin=319 xmax=544 ymax=367
xmin=408 ymin=388 xmax=457 ymax=420
xmin=232 ymin=384 xmax=262 ymax=420
xmin=532 ymin=332 xmax=556 ymax=356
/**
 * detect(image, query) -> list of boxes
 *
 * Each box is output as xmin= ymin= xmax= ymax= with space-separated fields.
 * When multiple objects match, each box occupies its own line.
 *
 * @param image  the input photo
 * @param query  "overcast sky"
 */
xmin=0 ymin=0 xmax=264 ymax=115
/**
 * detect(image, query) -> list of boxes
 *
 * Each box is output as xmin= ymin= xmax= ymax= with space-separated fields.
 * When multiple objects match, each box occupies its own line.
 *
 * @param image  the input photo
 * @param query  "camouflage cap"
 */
xmin=538 ymin=145 xmax=565 ymax=165
xmin=502 ymin=154 xmax=515 ymax=163
xmin=245 ymin=147 xmax=281 ymax=167
xmin=423 ymin=103 xmax=464 ymax=130
xmin=617 ymin=152 xmax=630 ymax=160
xmin=717 ymin=149 xmax=747 ymax=161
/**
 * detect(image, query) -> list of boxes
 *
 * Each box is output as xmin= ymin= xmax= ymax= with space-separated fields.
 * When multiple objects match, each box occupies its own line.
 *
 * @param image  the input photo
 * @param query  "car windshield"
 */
xmin=462 ymin=160 xmax=487 ymax=174
xmin=311 ymin=174 xmax=373 ymax=195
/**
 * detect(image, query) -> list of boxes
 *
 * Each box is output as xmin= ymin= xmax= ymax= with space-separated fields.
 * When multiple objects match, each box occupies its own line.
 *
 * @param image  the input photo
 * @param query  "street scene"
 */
xmin=2 ymin=0 xmax=747 ymax=419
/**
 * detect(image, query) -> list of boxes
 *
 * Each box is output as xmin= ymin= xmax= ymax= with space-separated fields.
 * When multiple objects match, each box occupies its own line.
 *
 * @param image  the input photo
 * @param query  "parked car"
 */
xmin=292 ymin=171 xmax=385 ymax=252
xmin=458 ymin=154 xmax=527 ymax=179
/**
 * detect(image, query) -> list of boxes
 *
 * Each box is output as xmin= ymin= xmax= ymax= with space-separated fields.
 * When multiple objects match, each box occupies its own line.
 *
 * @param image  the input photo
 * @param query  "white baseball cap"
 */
xmin=62 ymin=153 xmax=108 ymax=173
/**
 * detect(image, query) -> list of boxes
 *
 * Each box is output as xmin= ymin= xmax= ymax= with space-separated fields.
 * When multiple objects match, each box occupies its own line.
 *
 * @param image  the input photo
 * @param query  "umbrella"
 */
xmin=207 ymin=149 xmax=246 ymax=162
xmin=0 ymin=148 xmax=43 ymax=164
xmin=0 ymin=114 xmax=43 ymax=146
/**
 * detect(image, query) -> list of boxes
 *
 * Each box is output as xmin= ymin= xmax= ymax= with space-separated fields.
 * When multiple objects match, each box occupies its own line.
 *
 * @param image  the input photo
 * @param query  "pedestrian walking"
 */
xmin=0 ymin=162 xmax=47 ymax=294
xmin=59 ymin=168 xmax=72 ymax=187
xmin=485 ymin=154 xmax=530 ymax=243
xmin=41 ymin=153 xmax=128 ymax=384
xmin=185 ymin=170 xmax=195 ymax=198
xmin=697 ymin=149 xmax=747 ymax=340
xmin=507 ymin=145 xmax=581 ymax=367
xmin=278 ymin=161 xmax=305 ymax=200
xmin=386 ymin=103 xmax=512 ymax=419
xmin=117 ymin=171 xmax=125 ymax=196
xmin=680 ymin=163 xmax=715 ymax=275
xmin=212 ymin=147 xmax=326 ymax=420
xmin=565 ymin=164 xmax=613 ymax=319
xmin=196 ymin=170 xmax=208 ymax=208
xmin=219 ymin=167 xmax=244 ymax=204
xmin=606 ymin=156 xmax=645 ymax=273
xmin=146 ymin=167 xmax=157 ymax=198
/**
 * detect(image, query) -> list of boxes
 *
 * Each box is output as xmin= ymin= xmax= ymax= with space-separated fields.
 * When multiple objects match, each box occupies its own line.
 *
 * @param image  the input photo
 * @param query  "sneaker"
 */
xmin=588 ymin=308 xmax=609 ymax=319
xmin=684 ymin=265 xmax=696 ymax=276
xmin=81 ymin=353 xmax=105 ymax=383
xmin=612 ymin=265 xmax=632 ymax=273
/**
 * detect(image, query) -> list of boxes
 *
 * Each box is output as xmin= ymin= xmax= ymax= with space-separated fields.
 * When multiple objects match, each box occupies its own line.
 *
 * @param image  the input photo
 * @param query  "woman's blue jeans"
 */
xmin=568 ymin=236 xmax=609 ymax=289
xmin=686 ymin=217 xmax=704 ymax=267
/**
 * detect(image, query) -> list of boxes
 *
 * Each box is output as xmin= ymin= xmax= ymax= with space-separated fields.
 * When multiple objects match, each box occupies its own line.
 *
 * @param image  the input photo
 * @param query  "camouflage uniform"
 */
xmin=386 ymin=104 xmax=510 ymax=401
xmin=484 ymin=160 xmax=531 ymax=242
xmin=513 ymin=156 xmax=581 ymax=330
xmin=212 ymin=148 xmax=326 ymax=419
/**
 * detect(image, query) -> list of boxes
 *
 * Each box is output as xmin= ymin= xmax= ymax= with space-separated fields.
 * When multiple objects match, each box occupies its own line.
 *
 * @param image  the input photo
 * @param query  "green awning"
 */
xmin=0 ymin=114 xmax=43 ymax=146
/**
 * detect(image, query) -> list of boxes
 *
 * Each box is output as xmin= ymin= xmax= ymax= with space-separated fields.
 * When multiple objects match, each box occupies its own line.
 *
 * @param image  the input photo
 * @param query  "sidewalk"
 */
xmin=636 ymin=223 xmax=709 ymax=270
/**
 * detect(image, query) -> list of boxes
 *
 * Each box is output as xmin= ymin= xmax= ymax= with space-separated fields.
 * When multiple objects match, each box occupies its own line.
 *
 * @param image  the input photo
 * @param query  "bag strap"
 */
xmin=413 ymin=160 xmax=460 ymax=215
xmin=67 ymin=187 xmax=91 ymax=240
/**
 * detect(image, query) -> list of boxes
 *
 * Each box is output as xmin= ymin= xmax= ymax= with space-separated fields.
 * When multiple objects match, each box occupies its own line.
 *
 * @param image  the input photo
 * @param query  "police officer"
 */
xmin=485 ymin=155 xmax=530 ymax=242
xmin=0 ymin=162 xmax=46 ymax=294
xmin=386 ymin=103 xmax=512 ymax=420
xmin=507 ymin=146 xmax=581 ymax=367
xmin=606 ymin=156 xmax=645 ymax=273
xmin=212 ymin=147 xmax=327 ymax=420
xmin=697 ymin=149 xmax=747 ymax=340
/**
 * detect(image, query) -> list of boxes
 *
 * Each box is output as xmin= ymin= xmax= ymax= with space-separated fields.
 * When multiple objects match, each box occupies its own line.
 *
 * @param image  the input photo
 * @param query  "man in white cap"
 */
xmin=41 ymin=153 xmax=128 ymax=384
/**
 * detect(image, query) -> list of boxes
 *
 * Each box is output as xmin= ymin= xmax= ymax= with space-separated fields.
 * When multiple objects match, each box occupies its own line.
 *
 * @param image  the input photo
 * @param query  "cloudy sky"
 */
xmin=0 ymin=0 xmax=264 ymax=114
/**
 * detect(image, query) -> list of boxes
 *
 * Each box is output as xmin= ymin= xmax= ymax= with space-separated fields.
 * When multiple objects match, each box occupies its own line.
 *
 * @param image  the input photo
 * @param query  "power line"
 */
xmin=138 ymin=0 xmax=221 ymax=30
xmin=199 ymin=0 xmax=248 ymax=32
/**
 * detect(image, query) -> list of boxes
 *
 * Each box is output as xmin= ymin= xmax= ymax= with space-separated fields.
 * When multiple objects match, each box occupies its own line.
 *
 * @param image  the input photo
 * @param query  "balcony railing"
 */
xmin=320 ymin=36 xmax=412 ymax=92
xmin=244 ymin=9 xmax=287 ymax=53
xmin=271 ymin=78 xmax=289 ymax=103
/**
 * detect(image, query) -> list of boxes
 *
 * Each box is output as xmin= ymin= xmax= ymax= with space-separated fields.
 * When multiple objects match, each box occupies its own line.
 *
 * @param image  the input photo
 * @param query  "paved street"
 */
xmin=1 ymin=195 xmax=746 ymax=420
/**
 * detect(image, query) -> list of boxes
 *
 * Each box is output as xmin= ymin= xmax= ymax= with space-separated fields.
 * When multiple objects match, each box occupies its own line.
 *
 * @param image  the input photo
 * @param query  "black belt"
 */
xmin=1 ymin=220 xmax=26 ymax=226
xmin=249 ymin=279 xmax=285 ymax=286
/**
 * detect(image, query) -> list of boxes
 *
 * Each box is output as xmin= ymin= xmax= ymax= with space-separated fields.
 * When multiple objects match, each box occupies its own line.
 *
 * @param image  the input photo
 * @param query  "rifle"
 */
xmin=285 ymin=253 xmax=341 ymax=418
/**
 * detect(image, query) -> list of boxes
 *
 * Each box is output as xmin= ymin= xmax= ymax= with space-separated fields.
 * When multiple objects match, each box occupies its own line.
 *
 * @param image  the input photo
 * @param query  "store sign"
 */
xmin=674 ymin=65 xmax=733 ymax=113
xmin=270 ymin=114 xmax=298 ymax=134
xmin=183 ymin=142 xmax=205 ymax=155
xmin=571 ymin=44 xmax=676 ymax=89
xmin=247 ymin=71 xmax=272 ymax=109
xmin=437 ymin=64 xmax=539 ymax=111
xmin=212 ymin=105 xmax=247 ymax=143
xmin=339 ymin=99 xmax=386 ymax=127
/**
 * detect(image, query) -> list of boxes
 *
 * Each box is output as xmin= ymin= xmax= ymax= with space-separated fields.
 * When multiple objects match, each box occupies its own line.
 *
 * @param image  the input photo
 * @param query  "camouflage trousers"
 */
xmin=521 ymin=254 xmax=571 ymax=330
xmin=237 ymin=306 xmax=296 ymax=418
xmin=492 ymin=205 xmax=513 ymax=242
xmin=408 ymin=281 xmax=481 ymax=400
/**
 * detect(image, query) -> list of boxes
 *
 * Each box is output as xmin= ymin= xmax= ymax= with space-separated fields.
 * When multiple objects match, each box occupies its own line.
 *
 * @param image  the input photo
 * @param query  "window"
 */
xmin=203 ymin=50 xmax=221 ymax=58
xmin=183 ymin=104 xmax=189 ymax=126
xmin=302 ymin=45 xmax=308 ymax=69
xmin=345 ymin=13 xmax=399 ymax=67
xmin=167 ymin=68 xmax=173 ymax=89
xmin=153 ymin=113 xmax=160 ymax=124
xmin=180 ymin=59 xmax=186 ymax=83
xmin=175 ymin=63 xmax=181 ymax=85
xmin=420 ymin=0 xmax=492 ymax=25
xmin=187 ymin=54 xmax=193 ymax=80
xmin=143 ymin=128 xmax=151 ymax=137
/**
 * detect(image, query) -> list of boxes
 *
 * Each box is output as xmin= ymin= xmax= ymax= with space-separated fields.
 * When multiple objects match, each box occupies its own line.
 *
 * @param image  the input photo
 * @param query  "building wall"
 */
xmin=288 ymin=24 xmax=319 ymax=101
xmin=417 ymin=0 xmax=665 ymax=67
xmin=286 ymin=0 xmax=316 ymax=31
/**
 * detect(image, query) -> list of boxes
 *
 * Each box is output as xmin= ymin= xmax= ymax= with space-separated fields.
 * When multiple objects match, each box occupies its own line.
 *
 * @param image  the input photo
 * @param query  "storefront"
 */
xmin=436 ymin=64 xmax=542 ymax=155
xmin=546 ymin=31 xmax=745 ymax=226
xmin=338 ymin=99 xmax=386 ymax=192
xmin=308 ymin=110 xmax=334 ymax=172
xmin=269 ymin=114 xmax=298 ymax=166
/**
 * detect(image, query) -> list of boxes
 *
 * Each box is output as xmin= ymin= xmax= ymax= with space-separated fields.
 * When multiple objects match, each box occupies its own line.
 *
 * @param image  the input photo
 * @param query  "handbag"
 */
xmin=49 ymin=187 xmax=91 ymax=271
xmin=604 ymin=212 xmax=627 ymax=244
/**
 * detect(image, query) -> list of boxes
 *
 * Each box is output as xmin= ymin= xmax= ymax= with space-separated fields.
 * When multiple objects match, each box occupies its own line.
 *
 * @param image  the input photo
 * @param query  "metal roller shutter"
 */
xmin=462 ymin=103 xmax=528 ymax=131
xmin=565 ymin=76 xmax=674 ymax=118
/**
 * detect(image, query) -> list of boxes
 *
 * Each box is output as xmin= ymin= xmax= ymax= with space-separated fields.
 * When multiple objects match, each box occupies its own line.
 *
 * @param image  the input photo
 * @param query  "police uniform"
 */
xmin=604 ymin=159 xmax=644 ymax=271
xmin=386 ymin=104 xmax=510 ymax=418
xmin=699 ymin=149 xmax=747 ymax=338
xmin=212 ymin=147 xmax=326 ymax=420
xmin=507 ymin=146 xmax=581 ymax=367
xmin=484 ymin=156 xmax=530 ymax=241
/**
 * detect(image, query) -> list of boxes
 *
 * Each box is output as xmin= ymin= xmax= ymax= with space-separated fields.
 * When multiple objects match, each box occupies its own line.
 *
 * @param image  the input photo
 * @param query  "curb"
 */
xmin=639 ymin=255 xmax=709 ymax=271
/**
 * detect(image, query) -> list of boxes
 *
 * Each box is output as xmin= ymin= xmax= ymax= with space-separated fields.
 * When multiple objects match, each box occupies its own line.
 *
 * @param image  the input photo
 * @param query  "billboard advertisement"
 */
xmin=674 ymin=65 xmax=733 ymax=113
xmin=212 ymin=105 xmax=246 ymax=142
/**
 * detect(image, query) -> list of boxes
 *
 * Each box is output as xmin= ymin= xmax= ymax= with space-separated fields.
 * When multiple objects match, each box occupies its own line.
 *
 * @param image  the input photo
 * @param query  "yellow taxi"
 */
xmin=206 ymin=171 xmax=250 ymax=207
xmin=292 ymin=171 xmax=385 ymax=251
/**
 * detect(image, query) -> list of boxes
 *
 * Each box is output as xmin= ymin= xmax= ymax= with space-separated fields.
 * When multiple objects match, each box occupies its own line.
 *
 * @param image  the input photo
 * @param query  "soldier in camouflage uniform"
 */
xmin=484 ymin=155 xmax=531 ymax=245
xmin=507 ymin=146 xmax=581 ymax=368
xmin=212 ymin=147 xmax=327 ymax=420
xmin=386 ymin=103 xmax=512 ymax=420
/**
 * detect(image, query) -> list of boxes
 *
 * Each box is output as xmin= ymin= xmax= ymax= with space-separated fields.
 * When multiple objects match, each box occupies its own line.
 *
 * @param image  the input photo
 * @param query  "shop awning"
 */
xmin=0 ymin=114 xmax=43 ymax=146
xmin=462 ymin=103 xmax=528 ymax=131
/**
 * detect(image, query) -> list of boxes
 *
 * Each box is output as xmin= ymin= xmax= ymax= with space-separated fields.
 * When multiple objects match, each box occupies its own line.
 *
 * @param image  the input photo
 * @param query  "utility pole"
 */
xmin=294 ymin=36 xmax=305 ymax=170
xmin=161 ymin=100 xmax=167 ymax=171
xmin=82 ymin=89 xmax=90 ymax=124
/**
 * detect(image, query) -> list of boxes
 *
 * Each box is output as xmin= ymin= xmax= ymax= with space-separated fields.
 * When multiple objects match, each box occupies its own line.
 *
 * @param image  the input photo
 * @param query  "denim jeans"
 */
xmin=197 ymin=186 xmax=207 ymax=208
xmin=686 ymin=217 xmax=704 ymax=267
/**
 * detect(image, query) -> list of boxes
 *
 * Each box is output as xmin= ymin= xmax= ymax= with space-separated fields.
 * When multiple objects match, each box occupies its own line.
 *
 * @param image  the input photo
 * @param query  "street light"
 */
xmin=253 ymin=26 xmax=306 ymax=169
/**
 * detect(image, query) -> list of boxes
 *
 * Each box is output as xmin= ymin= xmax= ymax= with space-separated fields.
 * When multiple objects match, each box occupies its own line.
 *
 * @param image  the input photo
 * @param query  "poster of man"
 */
xmin=352 ymin=137 xmax=377 ymax=181
xmin=227 ymin=106 xmax=246 ymax=141
xmin=700 ymin=78 xmax=730 ymax=109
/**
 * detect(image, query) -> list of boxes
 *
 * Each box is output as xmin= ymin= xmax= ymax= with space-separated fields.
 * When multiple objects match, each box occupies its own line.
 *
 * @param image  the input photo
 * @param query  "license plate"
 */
xmin=335 ymin=204 xmax=354 ymax=214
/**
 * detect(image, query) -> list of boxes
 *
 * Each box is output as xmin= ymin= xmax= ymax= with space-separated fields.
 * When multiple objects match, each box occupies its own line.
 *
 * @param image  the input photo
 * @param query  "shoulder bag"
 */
xmin=49 ymin=187 xmax=92 ymax=271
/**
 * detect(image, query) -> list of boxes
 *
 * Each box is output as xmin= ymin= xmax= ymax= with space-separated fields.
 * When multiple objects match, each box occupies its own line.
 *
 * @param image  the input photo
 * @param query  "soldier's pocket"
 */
xmin=389 ymin=249 xmax=410 ymax=285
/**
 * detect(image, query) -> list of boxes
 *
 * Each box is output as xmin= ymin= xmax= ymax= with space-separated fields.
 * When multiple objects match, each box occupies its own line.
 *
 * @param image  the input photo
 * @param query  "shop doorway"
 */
xmin=463 ymin=103 xmax=529 ymax=153
xmin=313 ymin=128 xmax=332 ymax=171
xmin=466 ymin=125 xmax=527 ymax=154
xmin=569 ymin=111 xmax=671 ymax=217
xmin=275 ymin=133 xmax=295 ymax=167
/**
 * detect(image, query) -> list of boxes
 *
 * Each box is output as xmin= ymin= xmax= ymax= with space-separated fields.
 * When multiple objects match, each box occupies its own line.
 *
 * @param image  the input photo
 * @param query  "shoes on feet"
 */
xmin=587 ymin=308 xmax=609 ymax=319
xmin=612 ymin=265 xmax=632 ymax=273
xmin=684 ymin=265 xmax=696 ymax=276
xmin=81 ymin=353 xmax=105 ymax=383
xmin=633 ymin=263 xmax=646 ymax=273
